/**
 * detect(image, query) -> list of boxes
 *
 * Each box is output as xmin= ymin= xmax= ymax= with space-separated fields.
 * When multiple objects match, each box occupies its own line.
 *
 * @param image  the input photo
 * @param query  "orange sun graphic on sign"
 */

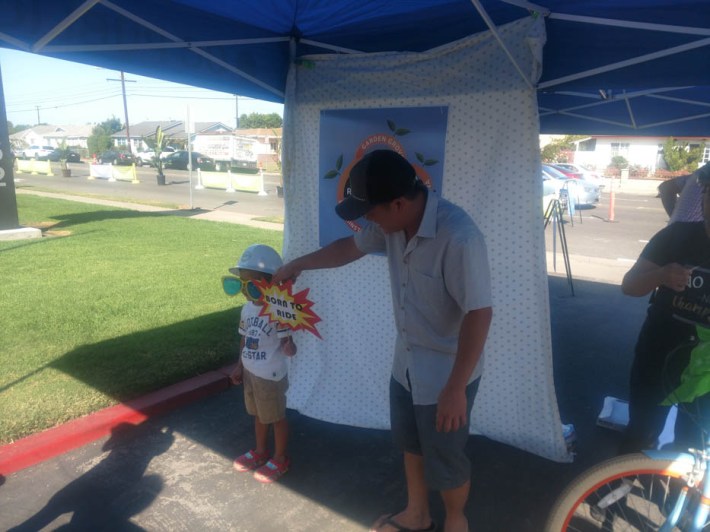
xmin=253 ymin=279 xmax=322 ymax=339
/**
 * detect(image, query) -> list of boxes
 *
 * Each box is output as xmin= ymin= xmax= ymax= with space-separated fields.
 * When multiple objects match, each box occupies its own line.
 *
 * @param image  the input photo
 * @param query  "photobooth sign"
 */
xmin=318 ymin=107 xmax=448 ymax=247
xmin=255 ymin=279 xmax=323 ymax=339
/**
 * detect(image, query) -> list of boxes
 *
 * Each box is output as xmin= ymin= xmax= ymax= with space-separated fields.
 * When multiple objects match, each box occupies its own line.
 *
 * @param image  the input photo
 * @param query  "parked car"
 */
xmin=549 ymin=163 xmax=583 ymax=180
xmin=135 ymin=146 xmax=175 ymax=167
xmin=542 ymin=164 xmax=600 ymax=207
xmin=163 ymin=150 xmax=215 ymax=171
xmin=98 ymin=150 xmax=135 ymax=166
xmin=22 ymin=145 xmax=54 ymax=159
xmin=47 ymin=149 xmax=81 ymax=162
xmin=553 ymin=162 xmax=604 ymax=187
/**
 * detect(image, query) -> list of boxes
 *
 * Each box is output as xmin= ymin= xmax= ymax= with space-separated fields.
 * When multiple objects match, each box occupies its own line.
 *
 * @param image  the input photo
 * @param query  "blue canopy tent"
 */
xmin=0 ymin=1 xmax=708 ymax=135
xmin=0 ymin=1 xmax=708 ymax=462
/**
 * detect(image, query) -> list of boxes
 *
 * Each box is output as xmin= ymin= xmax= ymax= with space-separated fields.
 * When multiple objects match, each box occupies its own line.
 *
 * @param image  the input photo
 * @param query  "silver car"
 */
xmin=543 ymin=164 xmax=600 ymax=207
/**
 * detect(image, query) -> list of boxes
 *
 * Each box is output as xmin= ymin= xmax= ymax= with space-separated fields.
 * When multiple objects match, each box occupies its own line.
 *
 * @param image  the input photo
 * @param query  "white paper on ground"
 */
xmin=597 ymin=395 xmax=677 ymax=449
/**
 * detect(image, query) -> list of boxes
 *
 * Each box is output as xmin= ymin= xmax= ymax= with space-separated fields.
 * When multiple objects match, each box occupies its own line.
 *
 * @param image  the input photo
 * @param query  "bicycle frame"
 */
xmin=644 ymin=447 xmax=710 ymax=531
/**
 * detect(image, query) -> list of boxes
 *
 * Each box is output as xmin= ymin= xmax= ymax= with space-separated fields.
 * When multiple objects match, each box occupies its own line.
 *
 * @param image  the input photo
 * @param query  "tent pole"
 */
xmin=0 ymin=61 xmax=20 ymax=230
xmin=468 ymin=0 xmax=534 ymax=90
xmin=539 ymin=37 xmax=710 ymax=89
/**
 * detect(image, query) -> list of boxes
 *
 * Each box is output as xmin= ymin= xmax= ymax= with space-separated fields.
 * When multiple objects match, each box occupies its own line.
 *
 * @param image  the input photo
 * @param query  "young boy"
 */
xmin=226 ymin=244 xmax=297 ymax=483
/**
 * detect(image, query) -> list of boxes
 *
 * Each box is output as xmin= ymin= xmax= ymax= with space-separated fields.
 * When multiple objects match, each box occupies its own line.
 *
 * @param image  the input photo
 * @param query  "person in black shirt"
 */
xmin=620 ymin=170 xmax=710 ymax=453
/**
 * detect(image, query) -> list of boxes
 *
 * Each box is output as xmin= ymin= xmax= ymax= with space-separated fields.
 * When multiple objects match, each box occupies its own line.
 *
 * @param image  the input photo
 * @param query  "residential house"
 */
xmin=10 ymin=124 xmax=94 ymax=151
xmin=234 ymin=128 xmax=282 ymax=170
xmin=572 ymin=135 xmax=709 ymax=176
xmin=112 ymin=121 xmax=233 ymax=152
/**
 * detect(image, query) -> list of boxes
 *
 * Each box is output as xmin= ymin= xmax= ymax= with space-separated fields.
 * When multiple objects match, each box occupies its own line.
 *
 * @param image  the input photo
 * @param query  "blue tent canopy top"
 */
xmin=0 ymin=0 xmax=709 ymax=135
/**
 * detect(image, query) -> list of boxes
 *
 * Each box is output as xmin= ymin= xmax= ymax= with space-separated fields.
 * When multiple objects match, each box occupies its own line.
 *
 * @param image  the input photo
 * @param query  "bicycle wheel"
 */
xmin=545 ymin=453 xmax=704 ymax=531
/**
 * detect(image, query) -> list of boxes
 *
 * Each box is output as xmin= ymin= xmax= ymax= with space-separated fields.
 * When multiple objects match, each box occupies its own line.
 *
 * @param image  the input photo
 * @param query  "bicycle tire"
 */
xmin=545 ymin=453 xmax=703 ymax=531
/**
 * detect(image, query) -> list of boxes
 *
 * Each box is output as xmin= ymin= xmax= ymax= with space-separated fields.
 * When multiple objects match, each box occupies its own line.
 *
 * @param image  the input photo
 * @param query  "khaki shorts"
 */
xmin=243 ymin=369 xmax=289 ymax=424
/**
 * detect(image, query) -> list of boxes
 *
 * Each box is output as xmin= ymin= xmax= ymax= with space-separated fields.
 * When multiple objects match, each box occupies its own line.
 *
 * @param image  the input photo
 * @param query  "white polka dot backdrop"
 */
xmin=282 ymin=17 xmax=570 ymax=461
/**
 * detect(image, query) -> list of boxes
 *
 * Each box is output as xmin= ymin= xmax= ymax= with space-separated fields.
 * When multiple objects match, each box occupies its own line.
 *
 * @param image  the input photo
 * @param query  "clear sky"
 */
xmin=0 ymin=49 xmax=284 ymax=129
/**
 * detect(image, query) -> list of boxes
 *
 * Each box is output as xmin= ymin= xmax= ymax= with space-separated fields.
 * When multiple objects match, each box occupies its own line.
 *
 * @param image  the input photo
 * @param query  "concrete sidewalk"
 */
xmin=15 ymin=188 xmax=285 ymax=231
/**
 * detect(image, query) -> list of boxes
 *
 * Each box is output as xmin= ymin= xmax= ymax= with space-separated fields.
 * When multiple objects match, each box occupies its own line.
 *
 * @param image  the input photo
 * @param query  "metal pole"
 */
xmin=0 ymin=61 xmax=20 ymax=229
xmin=235 ymin=95 xmax=239 ymax=129
xmin=187 ymin=105 xmax=193 ymax=210
xmin=120 ymin=71 xmax=132 ymax=154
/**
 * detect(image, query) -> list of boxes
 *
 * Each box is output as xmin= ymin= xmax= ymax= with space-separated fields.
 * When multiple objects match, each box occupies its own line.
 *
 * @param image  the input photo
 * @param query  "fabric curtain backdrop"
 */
xmin=281 ymin=16 xmax=570 ymax=462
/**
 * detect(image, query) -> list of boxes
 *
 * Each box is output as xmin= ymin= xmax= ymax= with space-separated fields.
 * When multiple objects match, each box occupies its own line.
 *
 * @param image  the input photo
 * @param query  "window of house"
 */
xmin=577 ymin=138 xmax=596 ymax=151
xmin=703 ymin=146 xmax=710 ymax=163
xmin=611 ymin=142 xmax=629 ymax=156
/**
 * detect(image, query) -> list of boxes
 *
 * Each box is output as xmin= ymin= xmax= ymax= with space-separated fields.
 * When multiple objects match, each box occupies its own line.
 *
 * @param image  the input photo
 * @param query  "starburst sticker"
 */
xmin=253 ymin=279 xmax=322 ymax=339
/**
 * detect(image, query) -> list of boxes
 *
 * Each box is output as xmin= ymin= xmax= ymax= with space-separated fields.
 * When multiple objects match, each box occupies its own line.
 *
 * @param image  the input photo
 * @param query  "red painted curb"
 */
xmin=0 ymin=368 xmax=235 ymax=476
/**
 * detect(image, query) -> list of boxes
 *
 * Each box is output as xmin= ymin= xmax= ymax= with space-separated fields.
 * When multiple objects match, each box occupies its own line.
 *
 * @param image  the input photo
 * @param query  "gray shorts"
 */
xmin=390 ymin=376 xmax=479 ymax=491
xmin=243 ymin=369 xmax=289 ymax=424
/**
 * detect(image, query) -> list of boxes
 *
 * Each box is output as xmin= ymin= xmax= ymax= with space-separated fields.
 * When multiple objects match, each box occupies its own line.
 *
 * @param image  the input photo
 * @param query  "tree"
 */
xmin=238 ymin=112 xmax=282 ymax=129
xmin=610 ymin=155 xmax=628 ymax=169
xmin=145 ymin=125 xmax=170 ymax=185
xmin=662 ymin=137 xmax=705 ymax=172
xmin=540 ymin=135 xmax=586 ymax=163
xmin=87 ymin=116 xmax=123 ymax=156
xmin=6 ymin=121 xmax=31 ymax=135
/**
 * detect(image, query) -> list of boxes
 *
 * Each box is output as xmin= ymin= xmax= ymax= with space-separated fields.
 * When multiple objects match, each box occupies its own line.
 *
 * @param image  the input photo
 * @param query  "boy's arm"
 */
xmin=230 ymin=337 xmax=246 ymax=385
xmin=280 ymin=336 xmax=297 ymax=356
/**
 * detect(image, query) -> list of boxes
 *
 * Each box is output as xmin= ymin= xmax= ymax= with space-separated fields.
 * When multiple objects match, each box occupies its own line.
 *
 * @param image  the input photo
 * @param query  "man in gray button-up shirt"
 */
xmin=274 ymin=150 xmax=492 ymax=532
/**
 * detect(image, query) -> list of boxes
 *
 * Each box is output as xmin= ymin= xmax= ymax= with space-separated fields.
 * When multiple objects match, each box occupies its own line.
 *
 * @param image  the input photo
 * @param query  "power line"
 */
xmin=7 ymin=92 xmax=123 ymax=113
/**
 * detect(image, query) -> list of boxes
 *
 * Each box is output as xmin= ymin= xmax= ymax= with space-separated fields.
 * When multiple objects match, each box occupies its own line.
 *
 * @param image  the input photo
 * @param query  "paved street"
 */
xmin=545 ymin=179 xmax=668 ymax=285
xmin=13 ymin=164 xmax=668 ymax=285
xmin=12 ymin=161 xmax=285 ymax=221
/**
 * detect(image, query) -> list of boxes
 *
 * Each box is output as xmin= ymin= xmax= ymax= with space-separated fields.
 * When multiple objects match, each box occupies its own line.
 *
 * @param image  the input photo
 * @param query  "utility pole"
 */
xmin=107 ymin=72 xmax=136 ymax=153
xmin=120 ymin=71 xmax=131 ymax=154
xmin=35 ymin=105 xmax=40 ymax=125
xmin=234 ymin=94 xmax=239 ymax=129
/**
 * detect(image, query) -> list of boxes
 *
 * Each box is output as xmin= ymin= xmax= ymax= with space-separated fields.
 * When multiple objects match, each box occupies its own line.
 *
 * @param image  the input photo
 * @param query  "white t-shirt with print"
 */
xmin=239 ymin=301 xmax=291 ymax=381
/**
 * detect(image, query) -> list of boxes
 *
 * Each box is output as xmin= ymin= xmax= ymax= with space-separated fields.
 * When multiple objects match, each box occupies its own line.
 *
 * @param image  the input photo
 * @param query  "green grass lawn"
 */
xmin=0 ymin=195 xmax=283 ymax=444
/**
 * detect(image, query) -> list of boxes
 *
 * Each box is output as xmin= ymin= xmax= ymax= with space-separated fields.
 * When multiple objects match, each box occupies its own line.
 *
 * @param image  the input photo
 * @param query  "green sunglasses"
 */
xmin=222 ymin=276 xmax=263 ymax=301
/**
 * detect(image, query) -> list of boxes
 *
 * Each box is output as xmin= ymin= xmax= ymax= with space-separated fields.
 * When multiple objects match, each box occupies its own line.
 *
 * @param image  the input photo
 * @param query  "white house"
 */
xmin=572 ymin=135 xmax=709 ymax=175
xmin=111 ymin=121 xmax=233 ymax=152
xmin=10 ymin=124 xmax=93 ymax=150
xmin=235 ymin=128 xmax=282 ymax=170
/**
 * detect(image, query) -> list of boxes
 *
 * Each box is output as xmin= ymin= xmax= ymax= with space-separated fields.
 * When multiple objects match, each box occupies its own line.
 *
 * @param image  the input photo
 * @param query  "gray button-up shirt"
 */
xmin=354 ymin=191 xmax=492 ymax=405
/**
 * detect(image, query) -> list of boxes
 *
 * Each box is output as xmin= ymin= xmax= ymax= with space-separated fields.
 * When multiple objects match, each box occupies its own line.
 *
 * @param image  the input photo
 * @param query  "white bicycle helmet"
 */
xmin=230 ymin=244 xmax=283 ymax=275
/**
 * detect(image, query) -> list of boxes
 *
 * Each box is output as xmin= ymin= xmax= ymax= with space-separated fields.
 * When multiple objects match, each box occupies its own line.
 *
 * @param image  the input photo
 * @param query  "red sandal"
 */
xmin=253 ymin=457 xmax=290 ymax=483
xmin=233 ymin=449 xmax=270 ymax=472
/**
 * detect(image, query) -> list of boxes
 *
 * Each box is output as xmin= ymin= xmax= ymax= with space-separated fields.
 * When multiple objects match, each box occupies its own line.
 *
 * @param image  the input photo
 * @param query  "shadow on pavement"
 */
xmin=7 ymin=422 xmax=174 ymax=532
xmin=0 ymin=275 xmax=650 ymax=531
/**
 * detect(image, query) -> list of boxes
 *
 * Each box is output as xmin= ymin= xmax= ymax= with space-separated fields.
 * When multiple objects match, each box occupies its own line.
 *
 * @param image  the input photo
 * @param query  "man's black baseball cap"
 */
xmin=335 ymin=149 xmax=417 ymax=221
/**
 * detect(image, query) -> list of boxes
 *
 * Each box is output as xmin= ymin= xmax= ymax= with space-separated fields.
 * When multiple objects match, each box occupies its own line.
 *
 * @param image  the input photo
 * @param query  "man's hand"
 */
xmin=436 ymin=385 xmax=468 ymax=432
xmin=281 ymin=336 xmax=297 ymax=357
xmin=229 ymin=364 xmax=243 ymax=386
xmin=661 ymin=263 xmax=693 ymax=292
xmin=273 ymin=261 xmax=302 ymax=285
